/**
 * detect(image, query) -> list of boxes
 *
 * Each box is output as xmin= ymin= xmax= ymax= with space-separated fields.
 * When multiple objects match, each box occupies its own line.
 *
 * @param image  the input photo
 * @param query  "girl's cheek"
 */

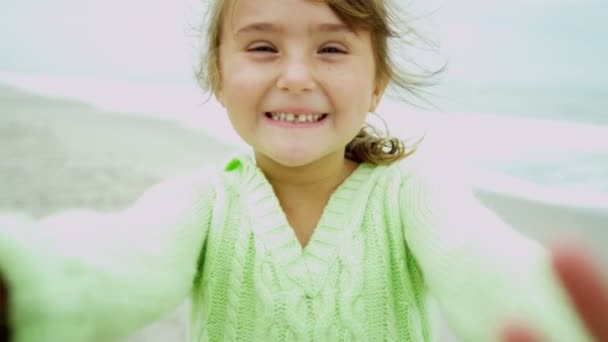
xmin=231 ymin=68 xmax=266 ymax=86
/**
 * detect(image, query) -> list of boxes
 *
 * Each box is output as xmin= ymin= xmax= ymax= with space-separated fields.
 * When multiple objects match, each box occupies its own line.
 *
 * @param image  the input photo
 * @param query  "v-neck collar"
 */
xmin=236 ymin=154 xmax=379 ymax=296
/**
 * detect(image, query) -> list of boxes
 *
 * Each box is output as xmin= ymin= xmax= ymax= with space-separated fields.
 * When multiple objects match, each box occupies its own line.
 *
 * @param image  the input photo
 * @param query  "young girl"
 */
xmin=0 ymin=0 xmax=606 ymax=341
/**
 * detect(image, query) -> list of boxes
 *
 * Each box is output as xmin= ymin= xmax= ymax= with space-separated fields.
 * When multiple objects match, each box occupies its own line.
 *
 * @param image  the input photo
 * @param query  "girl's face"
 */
xmin=217 ymin=0 xmax=383 ymax=167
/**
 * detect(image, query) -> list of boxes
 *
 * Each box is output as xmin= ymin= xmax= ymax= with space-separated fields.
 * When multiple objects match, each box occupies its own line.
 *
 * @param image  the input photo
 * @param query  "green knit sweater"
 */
xmin=0 ymin=149 xmax=591 ymax=341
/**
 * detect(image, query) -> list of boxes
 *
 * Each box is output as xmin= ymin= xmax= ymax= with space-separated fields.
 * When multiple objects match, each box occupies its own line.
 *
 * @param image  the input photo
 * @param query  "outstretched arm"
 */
xmin=0 ymin=168 xmax=215 ymax=342
xmin=502 ymin=242 xmax=608 ymax=342
xmin=399 ymin=158 xmax=593 ymax=341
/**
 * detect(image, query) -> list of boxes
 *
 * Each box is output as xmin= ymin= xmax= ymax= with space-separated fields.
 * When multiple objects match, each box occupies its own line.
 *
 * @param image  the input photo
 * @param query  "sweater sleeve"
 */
xmin=0 ymin=167 xmax=216 ymax=342
xmin=398 ymin=155 xmax=592 ymax=341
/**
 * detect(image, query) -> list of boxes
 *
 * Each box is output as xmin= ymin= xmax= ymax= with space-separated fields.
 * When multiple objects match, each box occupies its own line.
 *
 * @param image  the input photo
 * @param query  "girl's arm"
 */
xmin=398 ymin=157 xmax=592 ymax=341
xmin=0 ymin=168 xmax=216 ymax=342
xmin=502 ymin=243 xmax=608 ymax=342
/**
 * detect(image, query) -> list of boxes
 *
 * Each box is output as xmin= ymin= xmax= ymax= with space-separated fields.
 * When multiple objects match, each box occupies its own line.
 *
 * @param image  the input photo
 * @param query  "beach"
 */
xmin=1 ymin=84 xmax=606 ymax=341
xmin=0 ymin=85 xmax=233 ymax=217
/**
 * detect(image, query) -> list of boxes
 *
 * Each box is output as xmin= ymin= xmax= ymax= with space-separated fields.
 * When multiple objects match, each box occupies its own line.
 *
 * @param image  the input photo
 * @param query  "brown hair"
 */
xmin=195 ymin=0 xmax=445 ymax=165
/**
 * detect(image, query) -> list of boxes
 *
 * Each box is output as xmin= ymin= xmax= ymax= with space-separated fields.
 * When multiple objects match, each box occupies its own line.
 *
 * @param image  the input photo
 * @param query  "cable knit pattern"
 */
xmin=0 ymin=149 xmax=593 ymax=341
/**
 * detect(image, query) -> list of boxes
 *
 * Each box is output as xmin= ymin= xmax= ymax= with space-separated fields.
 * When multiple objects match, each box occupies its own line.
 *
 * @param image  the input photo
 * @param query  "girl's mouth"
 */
xmin=264 ymin=112 xmax=329 ymax=127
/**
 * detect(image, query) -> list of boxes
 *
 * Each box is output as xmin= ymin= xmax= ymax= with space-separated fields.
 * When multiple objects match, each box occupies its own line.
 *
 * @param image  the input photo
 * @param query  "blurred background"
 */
xmin=1 ymin=0 xmax=606 ymax=340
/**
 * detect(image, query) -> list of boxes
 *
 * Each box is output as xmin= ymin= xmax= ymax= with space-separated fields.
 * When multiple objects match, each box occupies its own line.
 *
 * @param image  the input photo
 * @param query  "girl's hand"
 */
xmin=0 ymin=275 xmax=11 ymax=341
xmin=501 ymin=242 xmax=608 ymax=342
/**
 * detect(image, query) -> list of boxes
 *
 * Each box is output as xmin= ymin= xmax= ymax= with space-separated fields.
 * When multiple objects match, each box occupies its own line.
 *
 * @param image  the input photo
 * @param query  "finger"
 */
xmin=551 ymin=243 xmax=608 ymax=341
xmin=501 ymin=323 xmax=540 ymax=342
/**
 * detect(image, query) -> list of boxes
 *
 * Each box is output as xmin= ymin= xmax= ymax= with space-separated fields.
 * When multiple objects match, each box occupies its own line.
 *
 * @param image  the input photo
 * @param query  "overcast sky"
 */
xmin=0 ymin=0 xmax=606 ymax=88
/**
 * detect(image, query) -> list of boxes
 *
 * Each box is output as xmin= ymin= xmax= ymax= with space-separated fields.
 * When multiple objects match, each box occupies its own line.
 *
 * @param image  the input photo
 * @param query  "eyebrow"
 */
xmin=235 ymin=22 xmax=357 ymax=36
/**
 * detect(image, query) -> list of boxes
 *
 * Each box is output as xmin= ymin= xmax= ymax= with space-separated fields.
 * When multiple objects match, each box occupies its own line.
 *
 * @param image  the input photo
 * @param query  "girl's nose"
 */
xmin=276 ymin=57 xmax=316 ymax=94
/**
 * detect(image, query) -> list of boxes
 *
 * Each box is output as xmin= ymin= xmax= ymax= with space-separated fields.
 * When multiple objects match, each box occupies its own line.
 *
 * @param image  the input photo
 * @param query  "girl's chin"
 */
xmin=268 ymin=154 xmax=320 ymax=168
xmin=258 ymin=148 xmax=327 ymax=168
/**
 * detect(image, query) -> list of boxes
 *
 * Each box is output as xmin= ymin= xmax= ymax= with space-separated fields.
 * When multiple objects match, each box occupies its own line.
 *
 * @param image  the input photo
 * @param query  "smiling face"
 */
xmin=217 ymin=0 xmax=384 ymax=168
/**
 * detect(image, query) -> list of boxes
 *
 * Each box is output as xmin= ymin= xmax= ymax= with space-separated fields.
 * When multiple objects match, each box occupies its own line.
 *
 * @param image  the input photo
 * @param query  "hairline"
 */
xmin=233 ymin=22 xmax=360 ymax=38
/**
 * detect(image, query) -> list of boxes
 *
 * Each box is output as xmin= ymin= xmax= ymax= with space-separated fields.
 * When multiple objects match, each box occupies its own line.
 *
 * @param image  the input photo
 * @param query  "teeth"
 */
xmin=270 ymin=112 xmax=324 ymax=123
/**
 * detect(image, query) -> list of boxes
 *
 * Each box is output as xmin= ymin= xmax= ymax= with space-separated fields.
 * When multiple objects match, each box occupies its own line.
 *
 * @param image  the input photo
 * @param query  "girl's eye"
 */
xmin=248 ymin=45 xmax=277 ymax=53
xmin=319 ymin=46 xmax=347 ymax=54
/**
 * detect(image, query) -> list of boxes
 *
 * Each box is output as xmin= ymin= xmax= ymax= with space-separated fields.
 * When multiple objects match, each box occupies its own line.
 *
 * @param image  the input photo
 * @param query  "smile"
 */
xmin=265 ymin=112 xmax=329 ymax=123
xmin=264 ymin=112 xmax=329 ymax=128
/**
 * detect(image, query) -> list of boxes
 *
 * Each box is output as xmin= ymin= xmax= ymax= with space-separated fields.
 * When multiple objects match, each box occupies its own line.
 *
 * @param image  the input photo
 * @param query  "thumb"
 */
xmin=500 ymin=323 xmax=541 ymax=342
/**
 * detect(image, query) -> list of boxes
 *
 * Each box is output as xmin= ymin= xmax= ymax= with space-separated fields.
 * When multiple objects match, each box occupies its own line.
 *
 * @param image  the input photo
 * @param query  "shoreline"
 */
xmin=0 ymin=85 xmax=235 ymax=218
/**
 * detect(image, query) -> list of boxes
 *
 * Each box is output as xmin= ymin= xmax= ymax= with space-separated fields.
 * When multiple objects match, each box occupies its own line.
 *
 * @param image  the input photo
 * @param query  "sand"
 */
xmin=0 ymin=85 xmax=234 ymax=217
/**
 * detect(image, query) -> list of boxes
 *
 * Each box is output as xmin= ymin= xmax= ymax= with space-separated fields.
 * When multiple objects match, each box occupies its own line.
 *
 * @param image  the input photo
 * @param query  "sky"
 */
xmin=0 ymin=0 xmax=606 ymax=89
xmin=0 ymin=0 xmax=197 ymax=82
